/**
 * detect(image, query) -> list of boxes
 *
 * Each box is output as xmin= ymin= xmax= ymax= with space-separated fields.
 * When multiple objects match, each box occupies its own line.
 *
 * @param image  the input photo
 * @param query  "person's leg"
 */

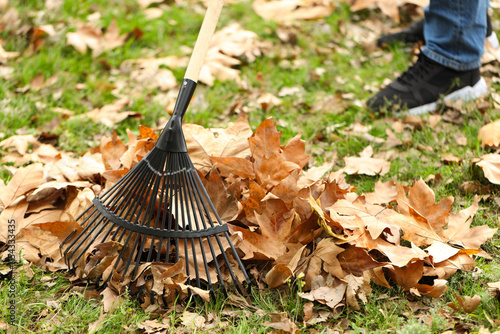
xmin=367 ymin=0 xmax=489 ymax=115
xmin=376 ymin=11 xmax=496 ymax=48
xmin=423 ymin=0 xmax=487 ymax=70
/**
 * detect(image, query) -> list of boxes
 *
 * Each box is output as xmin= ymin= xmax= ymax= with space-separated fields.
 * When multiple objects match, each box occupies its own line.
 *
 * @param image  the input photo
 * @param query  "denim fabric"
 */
xmin=422 ymin=0 xmax=488 ymax=71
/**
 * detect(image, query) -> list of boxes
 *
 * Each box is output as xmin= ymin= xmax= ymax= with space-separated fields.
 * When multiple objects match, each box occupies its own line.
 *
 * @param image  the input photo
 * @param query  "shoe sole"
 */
xmin=487 ymin=31 xmax=500 ymax=49
xmin=408 ymin=77 xmax=488 ymax=116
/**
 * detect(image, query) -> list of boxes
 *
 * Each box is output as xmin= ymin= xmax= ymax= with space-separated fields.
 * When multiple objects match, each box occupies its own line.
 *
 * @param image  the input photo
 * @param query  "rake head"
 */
xmin=61 ymin=80 xmax=249 ymax=294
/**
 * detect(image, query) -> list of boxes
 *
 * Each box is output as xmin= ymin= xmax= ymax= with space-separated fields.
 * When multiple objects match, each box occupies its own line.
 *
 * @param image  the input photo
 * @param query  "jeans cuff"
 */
xmin=422 ymin=48 xmax=482 ymax=71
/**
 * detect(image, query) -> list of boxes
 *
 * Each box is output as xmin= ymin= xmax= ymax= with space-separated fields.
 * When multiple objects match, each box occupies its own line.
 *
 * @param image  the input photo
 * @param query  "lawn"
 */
xmin=0 ymin=0 xmax=499 ymax=333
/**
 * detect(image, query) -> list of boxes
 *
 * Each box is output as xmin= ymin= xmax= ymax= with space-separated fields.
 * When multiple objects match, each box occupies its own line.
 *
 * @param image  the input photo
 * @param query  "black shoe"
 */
xmin=377 ymin=19 xmax=424 ymax=47
xmin=366 ymin=53 xmax=487 ymax=115
xmin=377 ymin=13 xmax=495 ymax=47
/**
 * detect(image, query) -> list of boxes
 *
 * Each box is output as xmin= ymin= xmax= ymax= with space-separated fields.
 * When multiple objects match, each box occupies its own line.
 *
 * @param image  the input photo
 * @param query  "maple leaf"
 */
xmin=441 ymin=196 xmax=498 ymax=250
xmin=398 ymin=179 xmax=453 ymax=231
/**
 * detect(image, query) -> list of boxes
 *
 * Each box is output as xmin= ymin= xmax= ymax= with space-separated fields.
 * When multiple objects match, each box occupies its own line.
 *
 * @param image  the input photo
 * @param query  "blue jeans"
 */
xmin=422 ymin=0 xmax=488 ymax=71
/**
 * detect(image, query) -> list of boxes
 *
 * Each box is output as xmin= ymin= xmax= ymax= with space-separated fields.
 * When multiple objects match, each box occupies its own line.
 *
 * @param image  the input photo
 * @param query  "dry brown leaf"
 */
xmin=181 ymin=311 xmax=206 ymax=330
xmin=0 ymin=134 xmax=40 ymax=156
xmin=364 ymin=180 xmax=398 ymax=205
xmin=487 ymin=281 xmax=500 ymax=298
xmin=442 ymin=196 xmax=497 ymax=250
xmin=400 ymin=179 xmax=453 ymax=231
xmin=184 ymin=113 xmax=252 ymax=174
xmin=101 ymin=287 xmax=120 ymax=313
xmin=252 ymin=0 xmax=335 ymax=22
xmin=0 ymin=163 xmax=45 ymax=208
xmin=0 ymin=41 xmax=19 ymax=60
xmin=448 ymin=294 xmax=482 ymax=314
xmin=343 ymin=145 xmax=390 ymax=176
xmin=350 ymin=0 xmax=429 ymax=22
xmin=211 ymin=23 xmax=269 ymax=62
xmin=441 ymin=154 xmax=462 ymax=165
xmin=265 ymin=263 xmax=293 ymax=288
xmin=262 ymin=317 xmax=298 ymax=333
xmin=66 ymin=19 xmax=127 ymax=57
xmin=478 ymin=119 xmax=500 ymax=149
xmin=299 ymin=280 xmax=347 ymax=309
xmin=476 ymin=154 xmax=500 ymax=185
xmin=80 ymin=98 xmax=143 ymax=127
xmin=120 ymin=56 xmax=186 ymax=91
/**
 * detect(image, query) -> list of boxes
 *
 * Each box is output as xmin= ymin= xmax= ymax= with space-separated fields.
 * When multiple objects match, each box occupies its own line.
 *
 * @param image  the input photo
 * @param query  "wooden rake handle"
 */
xmin=184 ymin=0 xmax=224 ymax=82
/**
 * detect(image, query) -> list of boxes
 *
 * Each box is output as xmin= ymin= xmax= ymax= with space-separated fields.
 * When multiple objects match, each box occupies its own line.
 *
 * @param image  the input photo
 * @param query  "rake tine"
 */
xmin=62 ymin=208 xmax=100 ymax=258
xmin=118 ymin=155 xmax=166 ymax=278
xmin=101 ymin=155 xmax=150 ymax=204
xmin=130 ymin=160 xmax=166 ymax=280
xmin=178 ymin=166 xmax=202 ymax=287
xmin=67 ymin=215 xmax=108 ymax=267
xmin=182 ymin=163 xmax=214 ymax=289
xmin=160 ymin=156 xmax=175 ymax=263
xmin=145 ymin=156 xmax=169 ymax=264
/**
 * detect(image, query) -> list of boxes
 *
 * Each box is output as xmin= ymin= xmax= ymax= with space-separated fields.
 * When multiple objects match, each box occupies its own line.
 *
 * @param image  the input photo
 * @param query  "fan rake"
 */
xmin=61 ymin=0 xmax=249 ymax=294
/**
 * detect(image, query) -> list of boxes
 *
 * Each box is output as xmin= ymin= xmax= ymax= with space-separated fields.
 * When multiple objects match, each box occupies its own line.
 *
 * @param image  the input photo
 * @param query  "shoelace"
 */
xmin=397 ymin=52 xmax=436 ymax=86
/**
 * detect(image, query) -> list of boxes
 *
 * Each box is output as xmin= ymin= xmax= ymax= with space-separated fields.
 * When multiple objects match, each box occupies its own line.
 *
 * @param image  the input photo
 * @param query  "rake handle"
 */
xmin=184 ymin=0 xmax=224 ymax=82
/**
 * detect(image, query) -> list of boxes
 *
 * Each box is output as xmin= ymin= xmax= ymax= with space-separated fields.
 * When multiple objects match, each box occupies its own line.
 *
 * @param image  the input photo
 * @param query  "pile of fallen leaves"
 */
xmin=0 ymin=113 xmax=497 ymax=321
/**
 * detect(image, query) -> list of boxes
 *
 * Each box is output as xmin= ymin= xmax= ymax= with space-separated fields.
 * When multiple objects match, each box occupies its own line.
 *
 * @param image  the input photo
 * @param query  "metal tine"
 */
xmin=179 ymin=166 xmax=202 ymax=287
xmin=185 ymin=155 xmax=217 ymax=228
xmin=61 ymin=198 xmax=101 ymax=251
xmin=184 ymin=155 xmax=248 ymax=288
xmin=63 ymin=130 xmax=156 ymax=268
xmin=117 ymin=152 xmax=167 ymax=279
xmin=180 ymin=153 xmax=229 ymax=288
xmin=100 ymin=147 xmax=164 ymax=205
xmin=112 ymin=149 xmax=164 ymax=217
xmin=185 ymin=167 xmax=226 ymax=290
xmin=112 ymin=153 xmax=161 ymax=242
xmin=145 ymin=152 xmax=170 ymax=264
xmin=67 ymin=214 xmax=110 ymax=267
xmin=63 ymin=208 xmax=101 ymax=258
xmin=174 ymin=154 xmax=194 ymax=286
xmin=182 ymin=158 xmax=214 ymax=289
xmin=160 ymin=153 xmax=175 ymax=263
xmin=213 ymin=232 xmax=239 ymax=291
xmin=130 ymin=154 xmax=168 ymax=279
xmin=100 ymin=153 xmax=163 ymax=279
xmin=100 ymin=155 xmax=151 ymax=205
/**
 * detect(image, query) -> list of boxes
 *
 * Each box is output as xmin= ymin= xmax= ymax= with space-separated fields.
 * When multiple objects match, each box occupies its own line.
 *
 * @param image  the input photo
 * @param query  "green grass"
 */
xmin=1 ymin=0 xmax=500 ymax=333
